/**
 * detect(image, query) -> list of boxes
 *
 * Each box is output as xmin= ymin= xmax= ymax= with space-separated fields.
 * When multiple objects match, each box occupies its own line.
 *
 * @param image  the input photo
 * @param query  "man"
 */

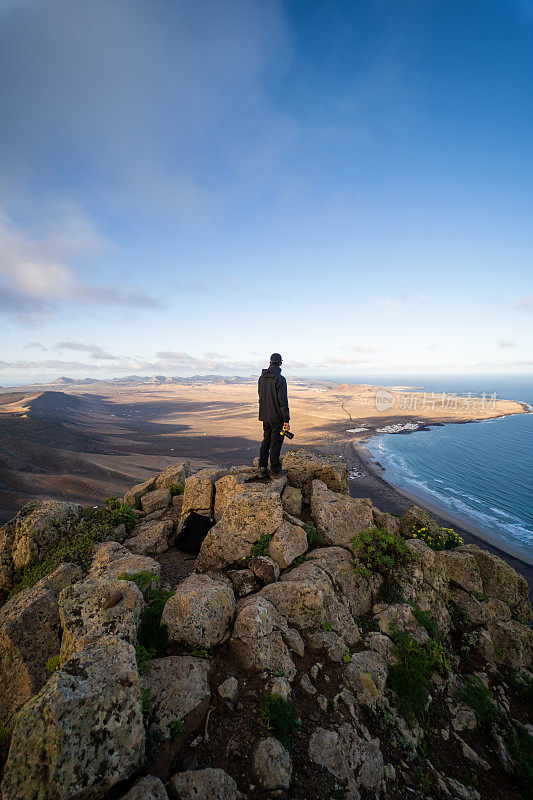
xmin=257 ymin=352 xmax=290 ymax=478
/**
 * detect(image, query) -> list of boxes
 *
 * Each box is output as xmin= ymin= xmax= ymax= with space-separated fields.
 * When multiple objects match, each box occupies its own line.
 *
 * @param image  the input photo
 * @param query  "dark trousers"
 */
xmin=259 ymin=421 xmax=284 ymax=472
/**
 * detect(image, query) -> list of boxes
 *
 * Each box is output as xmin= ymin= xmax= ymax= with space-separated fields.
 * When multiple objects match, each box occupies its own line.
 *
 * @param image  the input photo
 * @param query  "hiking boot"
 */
xmin=257 ymin=467 xmax=269 ymax=478
xmin=269 ymin=469 xmax=286 ymax=478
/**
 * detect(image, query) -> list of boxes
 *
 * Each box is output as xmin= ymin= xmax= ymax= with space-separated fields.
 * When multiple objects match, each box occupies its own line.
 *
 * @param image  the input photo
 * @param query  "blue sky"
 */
xmin=0 ymin=0 xmax=532 ymax=384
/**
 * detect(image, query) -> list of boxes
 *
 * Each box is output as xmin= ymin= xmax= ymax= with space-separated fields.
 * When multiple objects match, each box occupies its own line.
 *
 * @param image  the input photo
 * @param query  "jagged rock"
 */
xmin=0 ymin=501 xmax=81 ymax=589
xmin=230 ymin=596 xmax=297 ymax=680
xmin=446 ymin=777 xmax=481 ymax=800
xmin=344 ymin=651 xmax=388 ymax=705
xmin=450 ymin=703 xmax=477 ymax=732
xmin=181 ymin=468 xmax=227 ymax=519
xmin=281 ymin=485 xmax=303 ymax=517
xmin=155 ymin=460 xmax=191 ymax=490
xmin=124 ymin=475 xmax=157 ymax=507
xmin=486 ymin=618 xmax=533 ymax=668
xmin=248 ymin=555 xmax=280 ymax=584
xmin=311 ymin=480 xmax=374 ymax=548
xmin=142 ymin=656 xmax=210 ymax=739
xmin=119 ymin=776 xmax=169 ymax=800
xmin=1 ymin=637 xmax=144 ymax=800
xmin=282 ymin=449 xmax=349 ymax=494
xmin=374 ymin=603 xmax=429 ymax=644
xmin=393 ymin=539 xmax=451 ymax=634
xmin=125 ymin=519 xmax=173 ymax=555
xmin=365 ymin=632 xmax=397 ymax=664
xmin=169 ymin=768 xmax=243 ymax=800
xmin=259 ymin=579 xmax=325 ymax=631
xmin=196 ymin=491 xmax=283 ymax=572
xmin=218 ymin=676 xmax=238 ymax=701
xmin=89 ymin=540 xmax=161 ymax=585
xmin=440 ymin=549 xmax=484 ymax=594
xmin=252 ymin=737 xmax=292 ymax=791
xmin=306 ymin=546 xmax=383 ymax=615
xmin=308 ymin=722 xmax=384 ymax=799
xmin=267 ymin=519 xmax=307 ymax=569
xmin=227 ymin=568 xmax=259 ymax=597
xmin=454 ymin=734 xmax=491 ymax=770
xmin=59 ymin=577 xmax=144 ymax=663
xmin=213 ymin=474 xmax=248 ymax=521
xmin=162 ymin=573 xmax=235 ymax=648
xmin=399 ymin=504 xmax=440 ymax=539
xmin=307 ymin=629 xmax=348 ymax=662
xmin=372 ymin=509 xmax=400 ymax=536
xmin=300 ymin=673 xmax=316 ymax=695
xmin=461 ymin=544 xmax=533 ymax=621
xmin=141 ymin=488 xmax=171 ymax=514
xmin=0 ymin=563 xmax=83 ymax=727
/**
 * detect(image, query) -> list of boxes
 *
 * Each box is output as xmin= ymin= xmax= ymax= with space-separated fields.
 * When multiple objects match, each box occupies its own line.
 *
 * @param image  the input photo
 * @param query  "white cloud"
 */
xmin=515 ymin=295 xmax=533 ymax=311
xmin=498 ymin=340 xmax=516 ymax=348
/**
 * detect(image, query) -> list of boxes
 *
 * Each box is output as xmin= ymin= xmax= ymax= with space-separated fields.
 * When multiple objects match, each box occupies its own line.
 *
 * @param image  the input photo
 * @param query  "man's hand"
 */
xmin=283 ymin=422 xmax=290 ymax=431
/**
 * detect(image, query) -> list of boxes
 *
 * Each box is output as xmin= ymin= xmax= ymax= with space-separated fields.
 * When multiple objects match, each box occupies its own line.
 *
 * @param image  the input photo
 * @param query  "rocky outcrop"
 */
xmin=311 ymin=480 xmax=374 ymax=547
xmin=181 ymin=468 xmax=227 ymax=519
xmin=282 ymin=449 xmax=349 ymax=494
xmin=162 ymin=573 xmax=235 ymax=648
xmin=1 ymin=637 xmax=144 ymax=800
xmin=230 ymin=596 xmax=298 ymax=680
xmin=89 ymin=540 xmax=161 ymax=584
xmin=142 ymin=655 xmax=211 ymax=739
xmin=125 ymin=518 xmax=174 ymax=555
xmin=308 ymin=722 xmax=384 ymax=799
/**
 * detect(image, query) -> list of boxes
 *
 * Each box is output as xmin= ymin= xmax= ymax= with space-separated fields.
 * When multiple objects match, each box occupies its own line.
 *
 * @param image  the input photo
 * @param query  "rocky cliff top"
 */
xmin=0 ymin=449 xmax=531 ymax=800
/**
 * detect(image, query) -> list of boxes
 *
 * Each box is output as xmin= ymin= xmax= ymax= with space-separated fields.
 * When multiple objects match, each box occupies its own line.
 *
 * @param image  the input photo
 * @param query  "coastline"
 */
xmin=345 ymin=437 xmax=533 ymax=597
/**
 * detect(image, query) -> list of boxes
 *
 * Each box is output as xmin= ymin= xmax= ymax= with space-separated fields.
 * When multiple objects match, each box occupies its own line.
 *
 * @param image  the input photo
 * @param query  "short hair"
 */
xmin=270 ymin=352 xmax=282 ymax=365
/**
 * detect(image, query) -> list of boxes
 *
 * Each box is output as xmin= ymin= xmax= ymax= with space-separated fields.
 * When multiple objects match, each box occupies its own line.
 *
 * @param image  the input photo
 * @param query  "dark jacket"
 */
xmin=258 ymin=366 xmax=290 ymax=423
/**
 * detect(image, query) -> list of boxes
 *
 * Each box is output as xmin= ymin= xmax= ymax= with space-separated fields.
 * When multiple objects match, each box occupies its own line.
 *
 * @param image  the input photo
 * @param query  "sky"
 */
xmin=0 ymin=0 xmax=532 ymax=385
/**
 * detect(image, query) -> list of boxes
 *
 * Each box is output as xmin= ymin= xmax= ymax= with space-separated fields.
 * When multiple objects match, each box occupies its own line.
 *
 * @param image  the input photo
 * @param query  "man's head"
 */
xmin=270 ymin=352 xmax=282 ymax=366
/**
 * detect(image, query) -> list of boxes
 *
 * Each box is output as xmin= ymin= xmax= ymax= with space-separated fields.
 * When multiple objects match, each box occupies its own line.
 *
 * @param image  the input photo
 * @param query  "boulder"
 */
xmin=89 ymin=541 xmax=161 ymax=586
xmin=169 ymin=768 xmax=243 ymax=800
xmin=1 ymin=637 xmax=144 ymax=800
xmin=0 ymin=563 xmax=83 ymax=728
xmin=281 ymin=485 xmax=303 ymax=517
xmin=252 ymin=737 xmax=292 ymax=791
xmin=308 ymin=722 xmax=384 ymax=799
xmin=399 ymin=505 xmax=440 ymax=539
xmin=248 ymin=555 xmax=280 ymax=584
xmin=310 ymin=480 xmax=374 ymax=548
xmin=155 ymin=460 xmax=191 ymax=490
xmin=372 ymin=510 xmax=400 ymax=537
xmin=282 ymin=449 xmax=349 ymax=494
xmin=124 ymin=476 xmax=157 ymax=507
xmin=161 ymin=573 xmax=235 ymax=648
xmin=344 ymin=651 xmax=388 ymax=705
xmin=125 ymin=519 xmax=174 ymax=555
xmin=119 ymin=776 xmax=169 ymax=800
xmin=0 ymin=501 xmax=81 ymax=588
xmin=142 ymin=656 xmax=211 ymax=739
xmin=218 ymin=676 xmax=238 ymax=701
xmin=181 ymin=468 xmax=227 ymax=519
xmin=374 ymin=603 xmax=429 ymax=644
xmin=227 ymin=568 xmax=260 ymax=597
xmin=268 ymin=520 xmax=308 ymax=570
xmin=307 ymin=629 xmax=348 ymax=662
xmin=119 ymin=776 xmax=168 ymax=800
xmin=365 ymin=632 xmax=397 ymax=665
xmin=486 ymin=619 xmax=533 ymax=669
xmin=213 ymin=474 xmax=248 ymax=521
xmin=196 ymin=491 xmax=283 ymax=572
xmin=440 ymin=549 xmax=483 ymax=595
xmin=59 ymin=577 xmax=144 ymax=663
xmin=230 ymin=596 xmax=297 ymax=680
xmin=259 ymin=579 xmax=325 ymax=631
xmin=393 ymin=540 xmax=451 ymax=634
xmin=306 ymin=546 xmax=382 ymax=616
xmin=141 ymin=488 xmax=171 ymax=514
xmin=462 ymin=545 xmax=533 ymax=621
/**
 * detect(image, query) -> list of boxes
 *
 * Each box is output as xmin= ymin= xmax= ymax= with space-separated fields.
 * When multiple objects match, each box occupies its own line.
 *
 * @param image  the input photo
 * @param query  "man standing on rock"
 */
xmin=257 ymin=353 xmax=290 ymax=478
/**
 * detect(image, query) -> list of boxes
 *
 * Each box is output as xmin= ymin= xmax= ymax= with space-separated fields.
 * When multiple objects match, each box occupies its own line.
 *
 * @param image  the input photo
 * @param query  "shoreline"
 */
xmin=344 ymin=437 xmax=533 ymax=597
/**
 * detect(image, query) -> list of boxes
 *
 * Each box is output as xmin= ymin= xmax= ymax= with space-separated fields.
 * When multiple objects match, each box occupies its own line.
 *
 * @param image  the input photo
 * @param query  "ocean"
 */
xmin=352 ymin=375 xmax=533 ymax=563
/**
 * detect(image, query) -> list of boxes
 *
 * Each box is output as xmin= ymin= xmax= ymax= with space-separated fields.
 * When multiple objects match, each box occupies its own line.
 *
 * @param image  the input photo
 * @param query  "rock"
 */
xmin=125 ymin=519 xmax=174 ymax=555
xmin=268 ymin=520 xmax=308 ymax=570
xmin=372 ymin=510 xmax=400 ymax=537
xmin=155 ymin=460 xmax=191 ymax=490
xmin=1 ymin=637 xmax=144 ymax=800
xmin=124 ymin=476 xmax=157 ymax=507
xmin=259 ymin=579 xmax=325 ymax=631
xmin=0 ymin=501 xmax=81 ymax=589
xmin=0 ymin=563 xmax=83 ymax=728
xmin=281 ymin=485 xmax=303 ymax=517
xmin=306 ymin=546 xmax=383 ymax=616
xmin=308 ymin=722 xmax=384 ymax=799
xmin=393 ymin=539 xmax=451 ymax=634
xmin=142 ymin=656 xmax=210 ymax=739
xmin=454 ymin=734 xmax=491 ymax=770
xmin=119 ymin=776 xmax=169 ymax=800
xmin=375 ymin=603 xmax=429 ymax=644
xmin=399 ymin=505 xmax=440 ymax=539
xmin=89 ymin=540 xmax=161 ymax=585
xmin=344 ymin=650 xmax=388 ymax=700
xmin=307 ymin=629 xmax=348 ymax=662
xmin=365 ymin=632 xmax=397 ymax=664
xmin=450 ymin=704 xmax=477 ymax=732
xmin=227 ymin=568 xmax=260 ymax=597
xmin=248 ymin=555 xmax=280 ymax=584
xmin=161 ymin=573 xmax=235 ymax=648
xmin=252 ymin=737 xmax=292 ymax=791
xmin=462 ymin=545 xmax=533 ymax=621
xmin=169 ymin=768 xmax=243 ymax=800
xmin=440 ymin=549 xmax=484 ymax=594
xmin=141 ymin=488 xmax=171 ymax=514
xmin=181 ymin=468 xmax=227 ymax=519
xmin=282 ymin=449 xmax=349 ymax=494
xmin=230 ymin=596 xmax=297 ymax=680
xmin=59 ymin=577 xmax=144 ymax=663
xmin=486 ymin=619 xmax=533 ymax=668
xmin=311 ymin=480 xmax=374 ymax=548
xmin=300 ymin=673 xmax=316 ymax=695
xmin=196 ymin=491 xmax=283 ymax=572
xmin=213 ymin=474 xmax=248 ymax=521
xmin=218 ymin=676 xmax=238 ymax=702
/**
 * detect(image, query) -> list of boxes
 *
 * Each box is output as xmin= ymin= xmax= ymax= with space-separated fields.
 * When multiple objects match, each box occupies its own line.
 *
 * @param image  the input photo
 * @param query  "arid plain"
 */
xmin=0 ymin=378 xmax=526 ymax=524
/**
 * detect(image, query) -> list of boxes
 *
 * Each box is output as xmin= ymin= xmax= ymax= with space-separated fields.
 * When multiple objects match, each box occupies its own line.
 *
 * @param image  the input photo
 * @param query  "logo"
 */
xmin=375 ymin=389 xmax=395 ymax=412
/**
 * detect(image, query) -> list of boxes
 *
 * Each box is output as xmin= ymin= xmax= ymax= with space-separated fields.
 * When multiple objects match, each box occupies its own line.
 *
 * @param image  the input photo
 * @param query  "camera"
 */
xmin=281 ymin=428 xmax=294 ymax=439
